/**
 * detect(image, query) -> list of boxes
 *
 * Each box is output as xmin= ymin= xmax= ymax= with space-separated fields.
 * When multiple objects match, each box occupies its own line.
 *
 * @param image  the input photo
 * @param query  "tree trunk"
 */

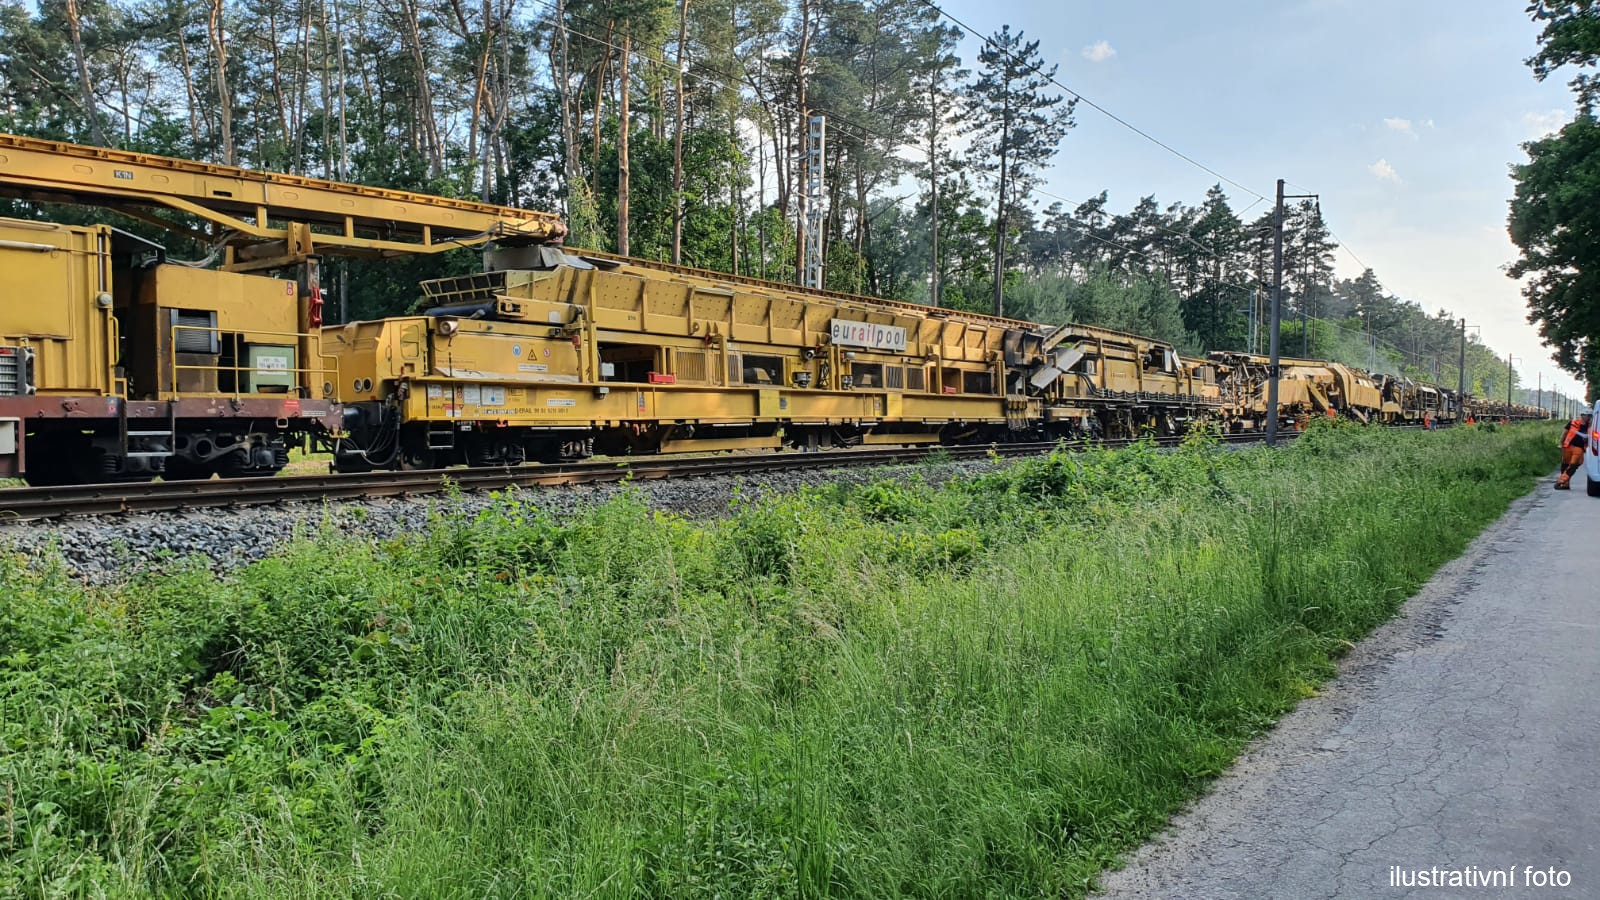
xmin=793 ymin=0 xmax=811 ymax=285
xmin=992 ymin=75 xmax=1011 ymax=317
xmin=928 ymin=68 xmax=941 ymax=307
xmin=591 ymin=21 xmax=614 ymax=176
xmin=208 ymin=0 xmax=235 ymax=164
xmin=555 ymin=0 xmax=578 ymax=205
xmin=65 ymin=0 xmax=108 ymax=146
xmin=114 ymin=48 xmax=131 ymax=145
xmin=398 ymin=0 xmax=443 ymax=177
xmin=484 ymin=2 xmax=512 ymax=200
xmin=173 ymin=19 xmax=204 ymax=144
xmin=319 ymin=0 xmax=331 ymax=177
xmin=470 ymin=32 xmax=494 ymax=168
xmin=617 ymin=33 xmax=631 ymax=257
xmin=855 ymin=161 xmax=868 ymax=291
xmin=671 ymin=0 xmax=689 ymax=265
xmin=335 ymin=0 xmax=349 ymax=179
xmin=757 ymin=116 xmax=767 ymax=279
xmin=730 ymin=108 xmax=740 ymax=275
xmin=293 ymin=2 xmax=313 ymax=169
xmin=266 ymin=8 xmax=291 ymax=158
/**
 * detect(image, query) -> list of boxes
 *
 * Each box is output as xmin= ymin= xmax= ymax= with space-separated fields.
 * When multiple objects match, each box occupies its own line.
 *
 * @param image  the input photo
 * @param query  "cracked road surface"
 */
xmin=1097 ymin=478 xmax=1600 ymax=899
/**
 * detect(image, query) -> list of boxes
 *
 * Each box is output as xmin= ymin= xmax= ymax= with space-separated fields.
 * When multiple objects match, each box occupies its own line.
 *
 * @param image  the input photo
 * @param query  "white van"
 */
xmin=1588 ymin=401 xmax=1600 ymax=497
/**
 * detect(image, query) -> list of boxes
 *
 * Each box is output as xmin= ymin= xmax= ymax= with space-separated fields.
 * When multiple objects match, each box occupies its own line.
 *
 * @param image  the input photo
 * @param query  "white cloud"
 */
xmin=1382 ymin=117 xmax=1435 ymax=140
xmin=1082 ymin=40 xmax=1116 ymax=63
xmin=1368 ymin=158 xmax=1401 ymax=183
xmin=1523 ymin=109 xmax=1568 ymax=138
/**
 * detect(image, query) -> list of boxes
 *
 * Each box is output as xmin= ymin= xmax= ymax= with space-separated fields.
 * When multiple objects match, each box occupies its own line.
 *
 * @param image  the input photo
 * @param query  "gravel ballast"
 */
xmin=1 ymin=457 xmax=1015 ymax=584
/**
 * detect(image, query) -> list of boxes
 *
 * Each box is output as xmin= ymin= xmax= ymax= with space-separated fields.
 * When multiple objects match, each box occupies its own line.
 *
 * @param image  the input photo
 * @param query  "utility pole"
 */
xmin=1267 ymin=180 xmax=1318 ymax=447
xmin=927 ymin=59 xmax=943 ymax=308
xmin=1266 ymin=180 xmax=1286 ymax=447
xmin=1457 ymin=318 xmax=1467 ymax=403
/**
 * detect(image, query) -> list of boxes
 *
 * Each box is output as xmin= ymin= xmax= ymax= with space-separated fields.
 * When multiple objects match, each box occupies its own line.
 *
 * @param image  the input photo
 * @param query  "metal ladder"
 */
xmin=121 ymin=402 xmax=177 ymax=459
xmin=426 ymin=422 xmax=457 ymax=450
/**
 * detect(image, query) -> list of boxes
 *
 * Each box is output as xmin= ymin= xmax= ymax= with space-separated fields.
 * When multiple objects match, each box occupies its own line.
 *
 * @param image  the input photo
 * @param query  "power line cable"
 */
xmin=912 ymin=0 xmax=1269 ymax=202
xmin=1285 ymin=180 xmax=1372 ymax=273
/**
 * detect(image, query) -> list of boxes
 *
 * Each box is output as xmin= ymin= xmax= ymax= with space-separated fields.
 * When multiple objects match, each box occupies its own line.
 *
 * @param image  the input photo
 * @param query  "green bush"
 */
xmin=0 ymin=423 xmax=1557 ymax=897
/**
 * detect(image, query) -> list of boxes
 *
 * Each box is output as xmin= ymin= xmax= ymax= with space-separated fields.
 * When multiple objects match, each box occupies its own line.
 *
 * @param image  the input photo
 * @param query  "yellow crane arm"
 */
xmin=0 ymin=133 xmax=565 ymax=267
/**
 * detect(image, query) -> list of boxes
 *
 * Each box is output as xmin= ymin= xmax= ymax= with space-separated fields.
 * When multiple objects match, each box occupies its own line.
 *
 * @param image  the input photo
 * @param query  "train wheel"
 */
xmin=214 ymin=449 xmax=286 ymax=479
xmin=400 ymin=446 xmax=437 ymax=470
xmin=556 ymin=439 xmax=593 ymax=462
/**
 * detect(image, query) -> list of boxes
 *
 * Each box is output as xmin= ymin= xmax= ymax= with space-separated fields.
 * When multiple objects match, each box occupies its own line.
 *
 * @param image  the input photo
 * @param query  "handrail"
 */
xmin=165 ymin=324 xmax=339 ymax=402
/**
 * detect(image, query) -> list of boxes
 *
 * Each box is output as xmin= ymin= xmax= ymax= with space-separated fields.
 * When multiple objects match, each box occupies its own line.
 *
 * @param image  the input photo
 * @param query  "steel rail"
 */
xmin=0 ymin=431 xmax=1306 ymax=522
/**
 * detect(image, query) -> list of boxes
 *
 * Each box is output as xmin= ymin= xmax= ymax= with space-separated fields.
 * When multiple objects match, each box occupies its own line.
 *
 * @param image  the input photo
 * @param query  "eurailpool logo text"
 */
xmin=1388 ymin=866 xmax=1572 ymax=888
xmin=829 ymin=318 xmax=906 ymax=353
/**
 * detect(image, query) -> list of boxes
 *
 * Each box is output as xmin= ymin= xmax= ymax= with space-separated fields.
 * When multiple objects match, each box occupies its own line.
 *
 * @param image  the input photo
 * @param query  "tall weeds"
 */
xmin=0 ymin=422 xmax=1556 ymax=897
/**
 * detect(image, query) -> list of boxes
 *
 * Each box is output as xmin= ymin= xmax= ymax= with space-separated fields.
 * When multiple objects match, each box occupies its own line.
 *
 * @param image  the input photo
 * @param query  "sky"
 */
xmin=937 ymin=0 xmax=1584 ymax=399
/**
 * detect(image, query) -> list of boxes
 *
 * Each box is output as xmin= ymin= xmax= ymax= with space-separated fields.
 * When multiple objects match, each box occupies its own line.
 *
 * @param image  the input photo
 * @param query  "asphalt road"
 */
xmin=1097 ymin=472 xmax=1600 ymax=899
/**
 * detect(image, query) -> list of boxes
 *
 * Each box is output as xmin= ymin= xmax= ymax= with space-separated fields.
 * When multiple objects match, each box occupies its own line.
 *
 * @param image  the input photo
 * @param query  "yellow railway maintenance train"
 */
xmin=0 ymin=135 xmax=1548 ymax=484
xmin=1209 ymin=351 xmax=1549 ymax=430
xmin=325 ymin=249 xmax=1223 ymax=470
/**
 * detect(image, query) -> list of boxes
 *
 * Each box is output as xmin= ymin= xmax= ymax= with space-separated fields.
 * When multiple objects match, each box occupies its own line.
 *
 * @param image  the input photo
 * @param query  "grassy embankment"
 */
xmin=0 ymin=422 xmax=1555 ymax=897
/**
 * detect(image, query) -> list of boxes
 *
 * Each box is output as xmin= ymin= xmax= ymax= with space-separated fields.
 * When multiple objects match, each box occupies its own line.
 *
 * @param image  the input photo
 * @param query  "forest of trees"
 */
xmin=0 ymin=0 xmax=1550 ymax=400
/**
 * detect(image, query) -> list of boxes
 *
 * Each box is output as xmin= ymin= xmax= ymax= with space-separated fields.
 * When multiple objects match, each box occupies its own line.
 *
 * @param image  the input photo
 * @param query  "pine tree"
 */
xmin=966 ymin=25 xmax=1074 ymax=316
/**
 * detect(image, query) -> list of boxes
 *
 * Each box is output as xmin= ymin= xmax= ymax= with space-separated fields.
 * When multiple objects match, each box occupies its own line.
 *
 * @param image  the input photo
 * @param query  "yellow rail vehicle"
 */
xmin=1380 ymin=377 xmax=1455 ymax=426
xmin=1209 ymin=352 xmax=1400 ymax=429
xmin=325 ymin=252 xmax=1223 ymax=470
xmin=0 ymin=131 xmax=571 ymax=484
xmin=0 ymin=216 xmax=338 ymax=483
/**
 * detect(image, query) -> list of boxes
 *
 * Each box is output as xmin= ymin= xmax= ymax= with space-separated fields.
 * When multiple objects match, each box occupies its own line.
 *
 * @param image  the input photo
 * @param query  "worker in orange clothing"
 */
xmin=1325 ymin=406 xmax=1337 ymax=420
xmin=1422 ymin=410 xmax=1433 ymax=431
xmin=1555 ymin=410 xmax=1593 ymax=490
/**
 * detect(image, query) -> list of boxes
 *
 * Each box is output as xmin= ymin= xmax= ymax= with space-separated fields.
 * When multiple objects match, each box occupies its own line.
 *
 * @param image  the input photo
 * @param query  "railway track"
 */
xmin=0 ymin=431 xmax=1296 ymax=522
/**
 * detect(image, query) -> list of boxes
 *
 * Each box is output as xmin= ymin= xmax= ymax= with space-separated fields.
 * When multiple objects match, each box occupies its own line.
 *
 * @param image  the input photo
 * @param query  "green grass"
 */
xmin=279 ymin=448 xmax=334 ymax=477
xmin=0 ymin=422 xmax=1556 ymax=897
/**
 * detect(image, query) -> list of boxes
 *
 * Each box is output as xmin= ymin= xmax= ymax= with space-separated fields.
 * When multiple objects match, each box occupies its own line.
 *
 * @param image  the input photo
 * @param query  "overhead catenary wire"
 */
xmin=911 ymin=0 xmax=1270 ymax=204
xmin=895 ymin=7 xmax=1381 ymax=288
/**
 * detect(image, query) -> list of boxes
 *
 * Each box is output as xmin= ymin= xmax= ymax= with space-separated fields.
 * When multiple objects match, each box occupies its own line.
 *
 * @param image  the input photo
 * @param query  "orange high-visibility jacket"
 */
xmin=1561 ymin=418 xmax=1586 ymax=448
